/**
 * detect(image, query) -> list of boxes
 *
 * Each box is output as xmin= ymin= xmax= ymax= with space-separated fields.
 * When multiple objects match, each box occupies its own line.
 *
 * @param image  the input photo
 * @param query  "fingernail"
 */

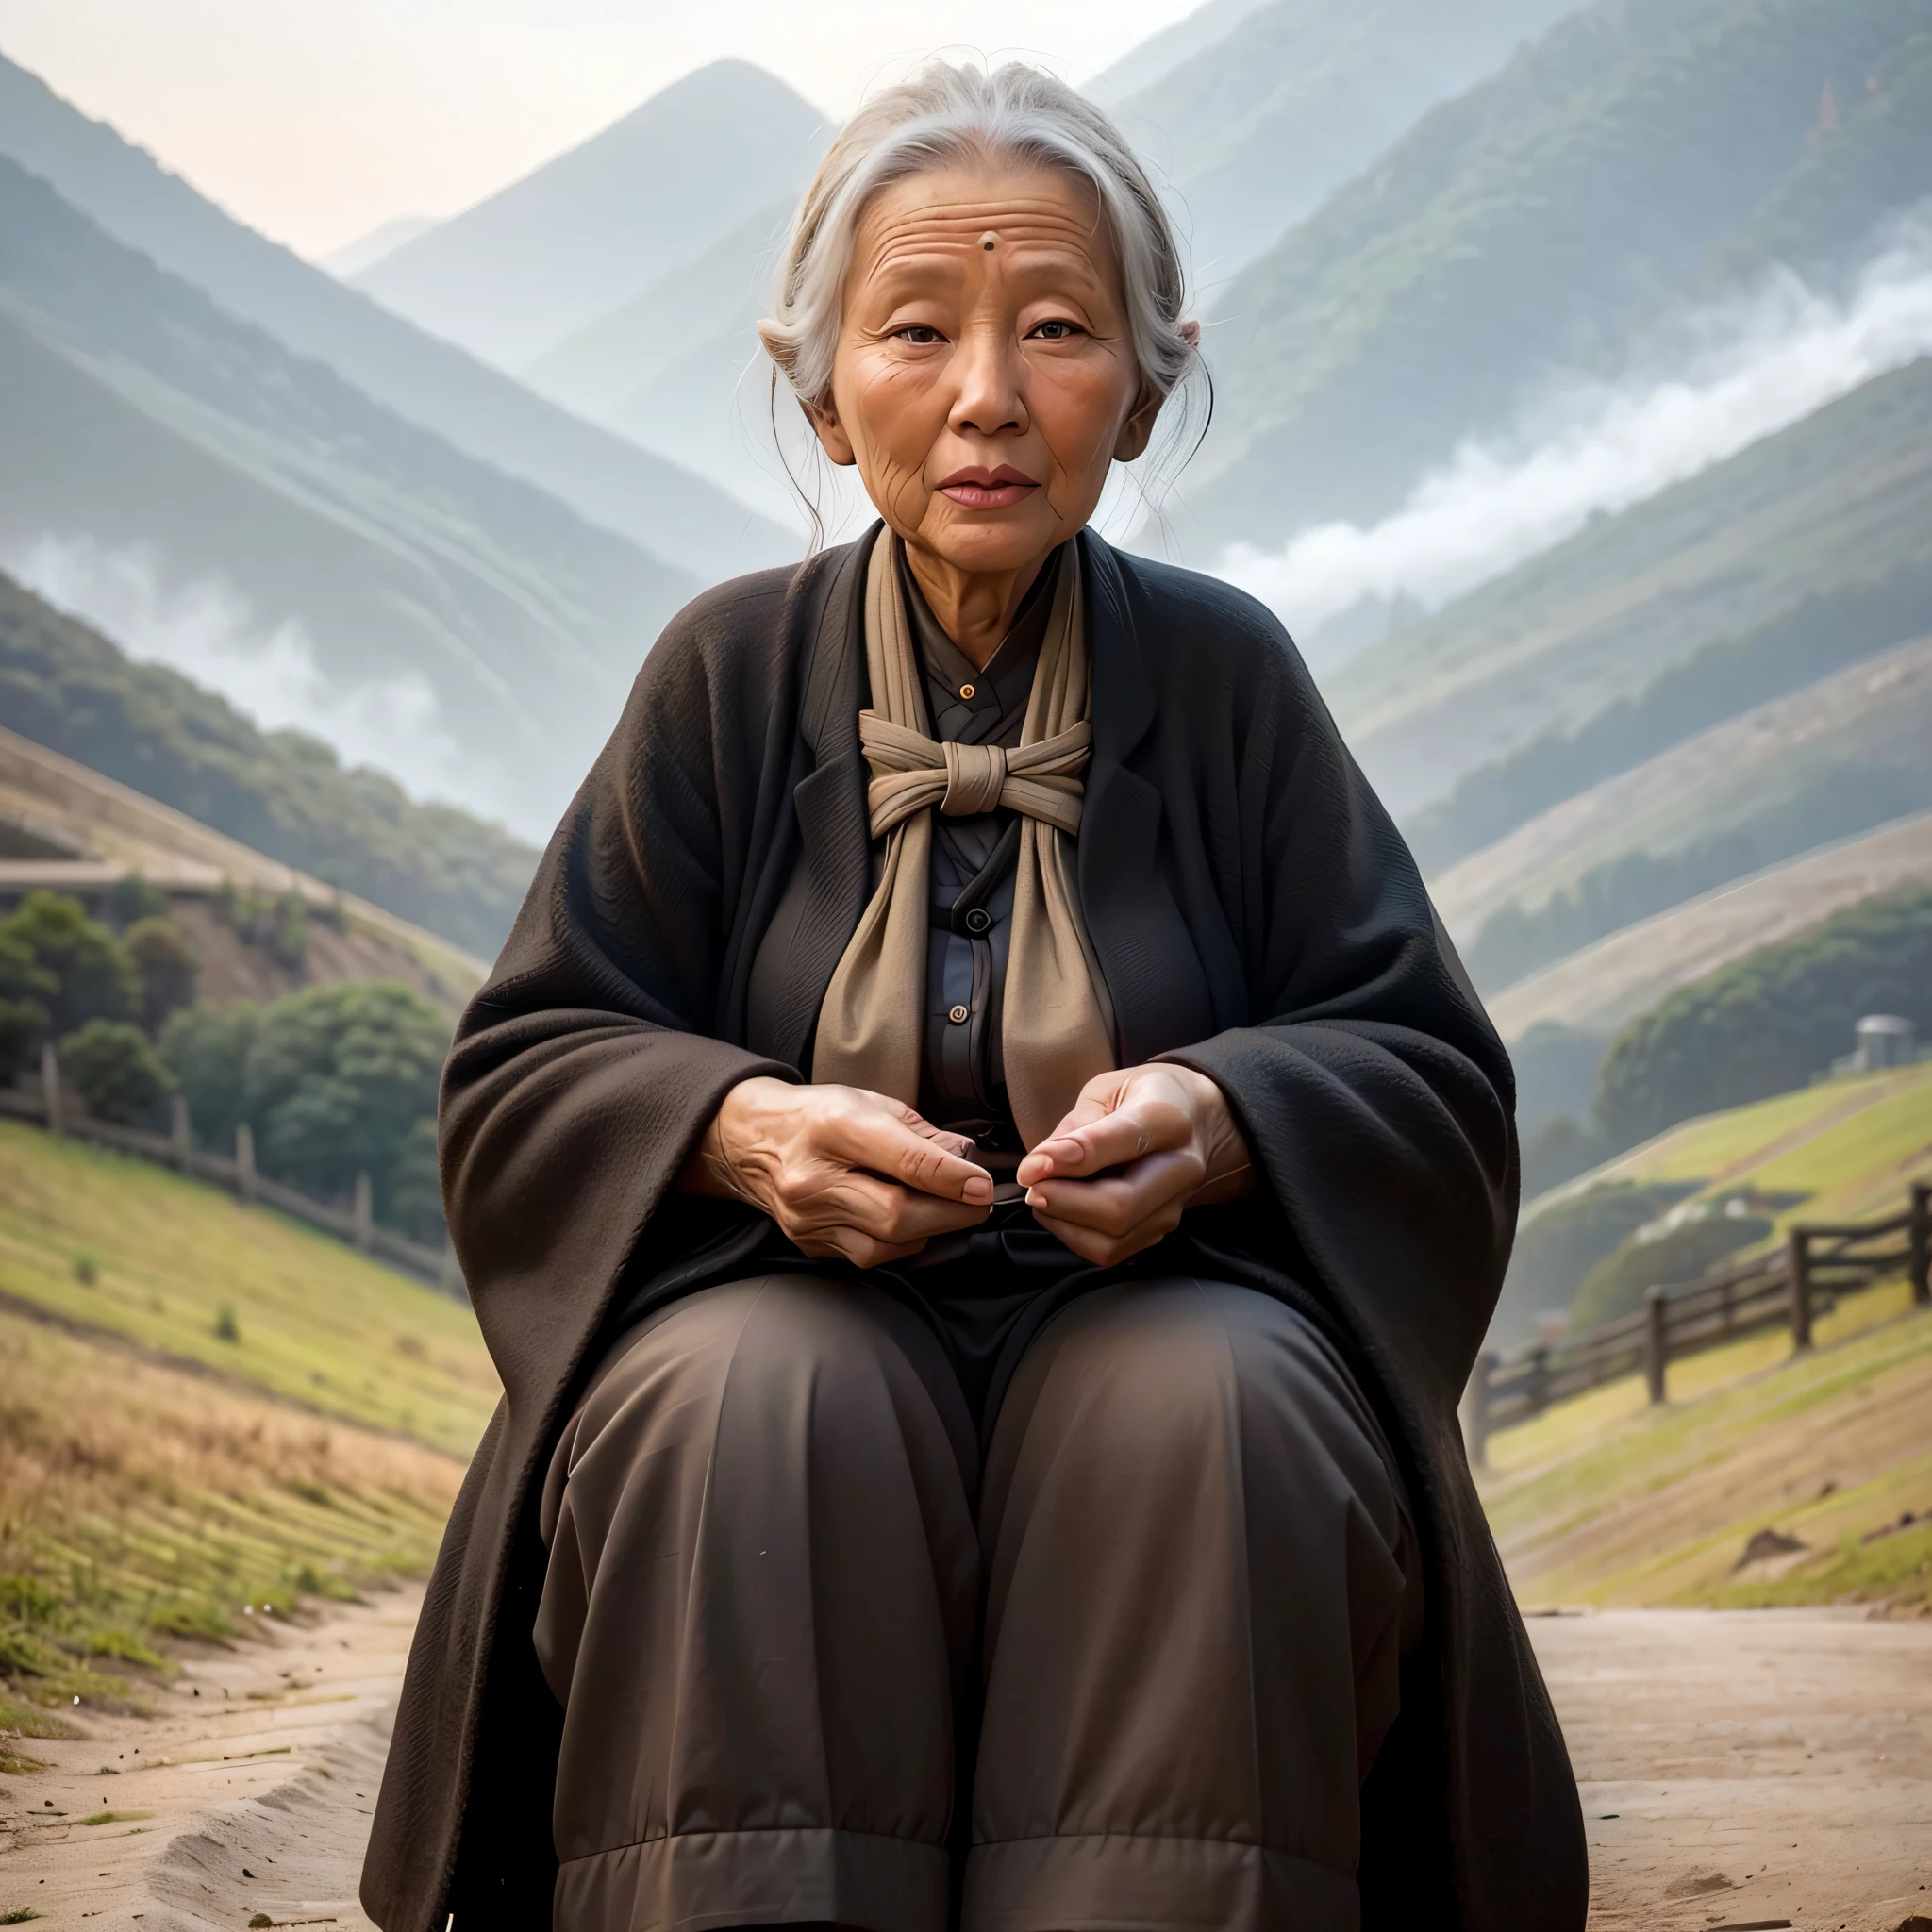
xmin=963 ymin=1175 xmax=992 ymax=1202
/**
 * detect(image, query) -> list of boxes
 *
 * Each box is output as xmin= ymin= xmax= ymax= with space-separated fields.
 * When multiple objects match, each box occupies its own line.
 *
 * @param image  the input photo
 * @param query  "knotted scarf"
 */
xmin=812 ymin=529 xmax=1117 ymax=1148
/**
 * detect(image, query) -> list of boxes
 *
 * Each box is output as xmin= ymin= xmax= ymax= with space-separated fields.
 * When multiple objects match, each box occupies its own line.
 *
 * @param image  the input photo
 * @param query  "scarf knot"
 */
xmin=942 ymin=740 xmax=1008 ymax=817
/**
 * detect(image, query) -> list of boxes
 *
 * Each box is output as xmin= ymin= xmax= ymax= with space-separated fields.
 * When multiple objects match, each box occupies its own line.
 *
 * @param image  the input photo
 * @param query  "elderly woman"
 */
xmin=363 ymin=61 xmax=1584 ymax=1932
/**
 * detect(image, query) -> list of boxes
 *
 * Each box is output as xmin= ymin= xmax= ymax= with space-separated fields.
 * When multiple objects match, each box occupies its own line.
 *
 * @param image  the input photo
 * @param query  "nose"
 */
xmin=948 ymin=320 xmax=1028 ymax=440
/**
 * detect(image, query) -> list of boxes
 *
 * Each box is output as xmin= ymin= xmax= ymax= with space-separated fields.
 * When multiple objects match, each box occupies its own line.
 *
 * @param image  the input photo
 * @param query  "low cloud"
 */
xmin=7 ymin=535 xmax=479 ymax=813
xmin=1218 ymin=213 xmax=1932 ymax=663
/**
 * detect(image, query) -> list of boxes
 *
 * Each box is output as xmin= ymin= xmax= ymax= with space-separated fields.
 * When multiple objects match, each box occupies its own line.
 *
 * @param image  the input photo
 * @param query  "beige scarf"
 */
xmin=812 ymin=529 xmax=1117 ymax=1149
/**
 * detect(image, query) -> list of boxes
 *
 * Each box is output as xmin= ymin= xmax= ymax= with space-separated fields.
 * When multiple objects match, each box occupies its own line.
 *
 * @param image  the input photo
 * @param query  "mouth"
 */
xmin=936 ymin=465 xmax=1040 ymax=509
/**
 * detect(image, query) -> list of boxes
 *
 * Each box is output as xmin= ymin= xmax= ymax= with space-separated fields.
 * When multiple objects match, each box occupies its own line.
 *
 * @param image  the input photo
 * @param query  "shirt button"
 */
xmin=964 ymin=907 xmax=991 ymax=934
xmin=948 ymin=1004 xmax=970 ymax=1025
xmin=958 ymin=683 xmax=975 ymax=700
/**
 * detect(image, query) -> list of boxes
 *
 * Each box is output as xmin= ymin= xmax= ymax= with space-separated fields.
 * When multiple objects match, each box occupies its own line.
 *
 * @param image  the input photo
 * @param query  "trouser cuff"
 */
xmin=963 ymin=1831 xmax=1359 ymax=1932
xmin=555 ymin=1824 xmax=950 ymax=1932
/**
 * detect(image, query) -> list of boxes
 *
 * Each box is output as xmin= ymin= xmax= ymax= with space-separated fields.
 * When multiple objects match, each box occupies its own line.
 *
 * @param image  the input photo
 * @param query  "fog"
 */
xmin=1219 ymin=213 xmax=1932 ymax=669
xmin=5 ymin=535 xmax=477 ymax=816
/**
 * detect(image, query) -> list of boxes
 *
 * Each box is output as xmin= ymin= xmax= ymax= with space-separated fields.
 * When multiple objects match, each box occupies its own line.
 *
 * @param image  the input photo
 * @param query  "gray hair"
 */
xmin=761 ymin=61 xmax=1200 ymax=422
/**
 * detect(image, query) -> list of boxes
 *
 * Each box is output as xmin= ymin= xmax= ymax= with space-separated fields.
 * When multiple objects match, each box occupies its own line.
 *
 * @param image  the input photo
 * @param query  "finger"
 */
xmin=1026 ymin=1205 xmax=1172 ymax=1268
xmin=1024 ymin=1149 xmax=1200 ymax=1237
xmin=824 ymin=1110 xmax=994 ymax=1203
xmin=1019 ymin=1099 xmax=1191 ymax=1185
xmin=792 ymin=1170 xmax=991 ymax=1247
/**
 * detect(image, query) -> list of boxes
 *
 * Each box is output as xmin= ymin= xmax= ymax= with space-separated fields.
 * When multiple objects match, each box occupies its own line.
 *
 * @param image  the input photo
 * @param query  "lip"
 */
xmin=936 ymin=464 xmax=1040 ymax=509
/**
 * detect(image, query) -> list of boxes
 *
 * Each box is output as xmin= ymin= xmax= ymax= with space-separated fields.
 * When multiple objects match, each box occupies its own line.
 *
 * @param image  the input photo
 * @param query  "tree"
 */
xmin=0 ymin=932 xmax=56 ymax=1081
xmin=106 ymin=872 xmax=169 ymax=928
xmin=59 ymin=1018 xmax=177 ymax=1124
xmin=0 ymin=891 xmax=137 ymax=1035
xmin=124 ymin=915 xmax=201 ymax=1032
xmin=158 ymin=1001 xmax=261 ymax=1152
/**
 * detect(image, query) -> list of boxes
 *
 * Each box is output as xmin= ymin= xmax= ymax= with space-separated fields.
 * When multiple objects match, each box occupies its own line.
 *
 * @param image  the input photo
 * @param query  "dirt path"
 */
xmin=1532 ymin=1607 xmax=1932 ymax=1932
xmin=0 ymin=1584 xmax=421 ymax=1930
xmin=5 ymin=1596 xmax=1926 ymax=1929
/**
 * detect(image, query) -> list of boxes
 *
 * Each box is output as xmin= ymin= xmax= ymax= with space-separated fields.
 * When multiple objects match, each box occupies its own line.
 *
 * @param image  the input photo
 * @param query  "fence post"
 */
xmin=40 ymin=1041 xmax=62 ymax=1136
xmin=352 ymin=1172 xmax=374 ymax=1252
xmin=236 ymin=1123 xmax=257 ymax=1206
xmin=1461 ymin=1353 xmax=1496 ymax=1470
xmin=1911 ymin=1183 xmax=1931 ymax=1308
xmin=1788 ymin=1225 xmax=1814 ymax=1350
xmin=1643 ymin=1287 xmax=1669 ymax=1405
xmin=170 ymin=1093 xmax=192 ymax=1173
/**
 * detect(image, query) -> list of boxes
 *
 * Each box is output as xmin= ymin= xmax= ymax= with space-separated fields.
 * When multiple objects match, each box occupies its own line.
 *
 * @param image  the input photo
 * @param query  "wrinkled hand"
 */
xmin=1015 ymin=1063 xmax=1255 ymax=1267
xmin=679 ymin=1076 xmax=993 ymax=1269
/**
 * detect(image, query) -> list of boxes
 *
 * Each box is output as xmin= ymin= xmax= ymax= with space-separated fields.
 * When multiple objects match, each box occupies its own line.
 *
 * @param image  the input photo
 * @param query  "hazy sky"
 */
xmin=0 ymin=0 xmax=1204 ymax=258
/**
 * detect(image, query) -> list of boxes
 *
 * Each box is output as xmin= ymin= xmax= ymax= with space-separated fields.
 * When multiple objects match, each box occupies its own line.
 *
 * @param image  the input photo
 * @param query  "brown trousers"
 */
xmin=534 ymin=1274 xmax=1420 ymax=1932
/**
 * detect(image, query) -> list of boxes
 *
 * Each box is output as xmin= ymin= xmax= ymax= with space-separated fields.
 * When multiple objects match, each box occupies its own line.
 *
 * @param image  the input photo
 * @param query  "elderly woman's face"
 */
xmin=812 ymin=160 xmax=1158 ymax=579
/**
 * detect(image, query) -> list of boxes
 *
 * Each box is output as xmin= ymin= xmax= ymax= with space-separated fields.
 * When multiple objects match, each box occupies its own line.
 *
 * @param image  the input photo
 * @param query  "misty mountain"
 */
xmin=0 ymin=155 xmax=696 ymax=838
xmin=1185 ymin=0 xmax=1932 ymax=552
xmin=1114 ymin=0 xmax=1578 ymax=291
xmin=0 ymin=52 xmax=792 ymax=585
xmin=0 ymin=568 xmax=538 ymax=958
xmin=324 ymin=213 xmax=437 ymax=277
xmin=1329 ymin=353 xmax=1932 ymax=823
xmin=1084 ymin=0 xmax=1277 ymax=109
xmin=355 ymin=61 xmax=827 ymax=372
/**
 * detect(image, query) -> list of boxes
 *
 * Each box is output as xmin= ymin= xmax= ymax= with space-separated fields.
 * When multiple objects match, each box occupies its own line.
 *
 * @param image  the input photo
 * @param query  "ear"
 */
xmin=1111 ymin=377 xmax=1165 ymax=464
xmin=758 ymin=320 xmax=858 ymax=467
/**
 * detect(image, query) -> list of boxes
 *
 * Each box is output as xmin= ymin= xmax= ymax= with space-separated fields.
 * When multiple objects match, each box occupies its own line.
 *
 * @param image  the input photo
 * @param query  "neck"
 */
xmin=902 ymin=541 xmax=1053 ymax=671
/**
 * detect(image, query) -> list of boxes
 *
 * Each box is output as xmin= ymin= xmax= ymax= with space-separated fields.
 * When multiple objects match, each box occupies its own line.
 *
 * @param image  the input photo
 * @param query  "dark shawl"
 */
xmin=361 ymin=526 xmax=1587 ymax=1932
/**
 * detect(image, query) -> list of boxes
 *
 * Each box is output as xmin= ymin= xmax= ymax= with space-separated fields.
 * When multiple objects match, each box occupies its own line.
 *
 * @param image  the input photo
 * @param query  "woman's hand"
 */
xmin=1015 ymin=1063 xmax=1255 ymax=1267
xmin=679 ymin=1076 xmax=994 ymax=1269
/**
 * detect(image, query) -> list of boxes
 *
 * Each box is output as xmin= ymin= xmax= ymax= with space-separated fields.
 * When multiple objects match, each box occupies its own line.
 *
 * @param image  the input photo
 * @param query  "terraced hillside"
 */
xmin=1435 ymin=632 xmax=1932 ymax=986
xmin=1330 ymin=355 xmax=1932 ymax=822
xmin=0 ymin=1119 xmax=495 ymax=1720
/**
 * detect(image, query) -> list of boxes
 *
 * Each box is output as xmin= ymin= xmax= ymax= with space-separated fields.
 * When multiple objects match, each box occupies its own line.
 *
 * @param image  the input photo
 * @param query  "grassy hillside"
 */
xmin=1187 ymin=0 xmax=1929 ymax=548
xmin=1483 ymin=1283 xmax=1932 ymax=1611
xmin=358 ymin=61 xmax=825 ymax=372
xmin=0 ymin=52 xmax=791 ymax=586
xmin=1438 ymin=631 xmax=1932 ymax=986
xmin=0 ymin=1121 xmax=495 ymax=1721
xmin=1111 ymin=0 xmax=1576 ymax=286
xmin=0 ymin=570 xmax=536 ymax=959
xmin=0 ymin=156 xmax=679 ymax=836
xmin=1332 ymin=355 xmax=1932 ymax=821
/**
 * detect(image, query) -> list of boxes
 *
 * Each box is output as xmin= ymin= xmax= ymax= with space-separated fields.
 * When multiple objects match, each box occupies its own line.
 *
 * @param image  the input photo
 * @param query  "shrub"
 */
xmin=1499 ymin=1180 xmax=1701 ymax=1342
xmin=0 ymin=892 xmax=136 ymax=1034
xmin=1572 ymin=1208 xmax=1774 ymax=1329
xmin=1594 ymin=887 xmax=1932 ymax=1145
xmin=105 ymin=873 xmax=169 ymax=928
xmin=123 ymin=915 xmax=200 ymax=1032
xmin=58 ymin=1019 xmax=177 ymax=1124
xmin=0 ymin=932 xmax=55 ymax=1081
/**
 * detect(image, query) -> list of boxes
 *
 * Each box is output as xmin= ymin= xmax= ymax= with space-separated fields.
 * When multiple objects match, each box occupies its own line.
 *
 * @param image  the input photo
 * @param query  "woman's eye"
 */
xmin=1030 ymin=319 xmax=1084 ymax=341
xmin=894 ymin=325 xmax=943 ymax=345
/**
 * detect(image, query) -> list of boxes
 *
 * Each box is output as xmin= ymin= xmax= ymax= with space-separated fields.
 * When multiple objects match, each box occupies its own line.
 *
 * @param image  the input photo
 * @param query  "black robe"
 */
xmin=360 ymin=526 xmax=1588 ymax=1932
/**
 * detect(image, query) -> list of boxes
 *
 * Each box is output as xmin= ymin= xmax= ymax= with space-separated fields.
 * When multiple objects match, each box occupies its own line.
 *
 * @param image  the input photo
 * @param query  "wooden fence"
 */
xmin=1462 ymin=1183 xmax=1932 ymax=1465
xmin=2 ymin=1041 xmax=465 ymax=1301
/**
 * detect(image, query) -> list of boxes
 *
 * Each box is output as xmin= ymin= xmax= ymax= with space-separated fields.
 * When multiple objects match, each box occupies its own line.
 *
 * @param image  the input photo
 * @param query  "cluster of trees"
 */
xmin=2 ymin=887 xmax=452 ymax=1240
xmin=162 ymin=982 xmax=450 ymax=1240
xmin=0 ymin=887 xmax=199 ymax=1116
xmin=1514 ymin=885 xmax=1932 ymax=1204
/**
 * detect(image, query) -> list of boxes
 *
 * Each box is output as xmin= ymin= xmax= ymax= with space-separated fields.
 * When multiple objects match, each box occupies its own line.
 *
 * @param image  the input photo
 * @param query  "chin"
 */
xmin=918 ymin=507 xmax=1063 ymax=573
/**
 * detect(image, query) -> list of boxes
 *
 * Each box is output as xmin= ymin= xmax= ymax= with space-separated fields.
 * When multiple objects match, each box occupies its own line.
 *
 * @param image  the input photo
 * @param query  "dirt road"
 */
xmin=3 ymin=1597 xmax=1926 ymax=1929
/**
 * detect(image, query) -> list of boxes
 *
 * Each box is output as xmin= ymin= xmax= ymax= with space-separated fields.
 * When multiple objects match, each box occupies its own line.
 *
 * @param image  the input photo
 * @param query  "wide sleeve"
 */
xmin=439 ymin=611 xmax=797 ymax=1421
xmin=1163 ymin=626 xmax=1518 ymax=1412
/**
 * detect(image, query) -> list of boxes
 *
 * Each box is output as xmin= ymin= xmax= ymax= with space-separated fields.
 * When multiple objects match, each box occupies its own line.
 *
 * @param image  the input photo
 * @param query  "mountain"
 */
xmin=0 ymin=52 xmax=792 ymax=584
xmin=1084 ymin=0 xmax=1277 ymax=109
xmin=1184 ymin=0 xmax=1932 ymax=550
xmin=0 ymin=156 xmax=691 ymax=837
xmin=1328 ymin=355 xmax=1932 ymax=822
xmin=355 ymin=61 xmax=827 ymax=372
xmin=323 ymin=213 xmax=437 ymax=277
xmin=1112 ymin=0 xmax=1578 ymax=291
xmin=1438 ymin=630 xmax=1932 ymax=985
xmin=0 ymin=569 xmax=537 ymax=959
xmin=1483 ymin=809 xmax=1932 ymax=1043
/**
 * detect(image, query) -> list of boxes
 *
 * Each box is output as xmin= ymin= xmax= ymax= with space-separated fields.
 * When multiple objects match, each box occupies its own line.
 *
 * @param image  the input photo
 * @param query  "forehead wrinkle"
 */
xmin=858 ymin=213 xmax=1119 ymax=299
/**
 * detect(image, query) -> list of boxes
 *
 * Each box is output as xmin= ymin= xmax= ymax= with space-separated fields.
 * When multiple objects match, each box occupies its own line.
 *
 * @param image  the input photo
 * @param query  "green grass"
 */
xmin=0 ymin=1124 xmax=491 ymax=1735
xmin=0 ymin=1119 xmax=498 ymax=1457
xmin=1483 ymin=1279 xmax=1932 ymax=1608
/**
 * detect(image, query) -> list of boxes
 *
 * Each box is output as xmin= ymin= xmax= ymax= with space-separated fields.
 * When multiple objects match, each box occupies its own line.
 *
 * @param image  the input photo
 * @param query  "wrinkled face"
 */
xmin=810 ymin=158 xmax=1160 ymax=578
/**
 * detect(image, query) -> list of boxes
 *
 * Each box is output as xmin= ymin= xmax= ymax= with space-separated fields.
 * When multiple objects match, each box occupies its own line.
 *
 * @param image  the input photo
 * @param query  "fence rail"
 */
xmin=3 ymin=1043 xmax=465 ymax=1301
xmin=1462 ymin=1183 xmax=1931 ymax=1464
